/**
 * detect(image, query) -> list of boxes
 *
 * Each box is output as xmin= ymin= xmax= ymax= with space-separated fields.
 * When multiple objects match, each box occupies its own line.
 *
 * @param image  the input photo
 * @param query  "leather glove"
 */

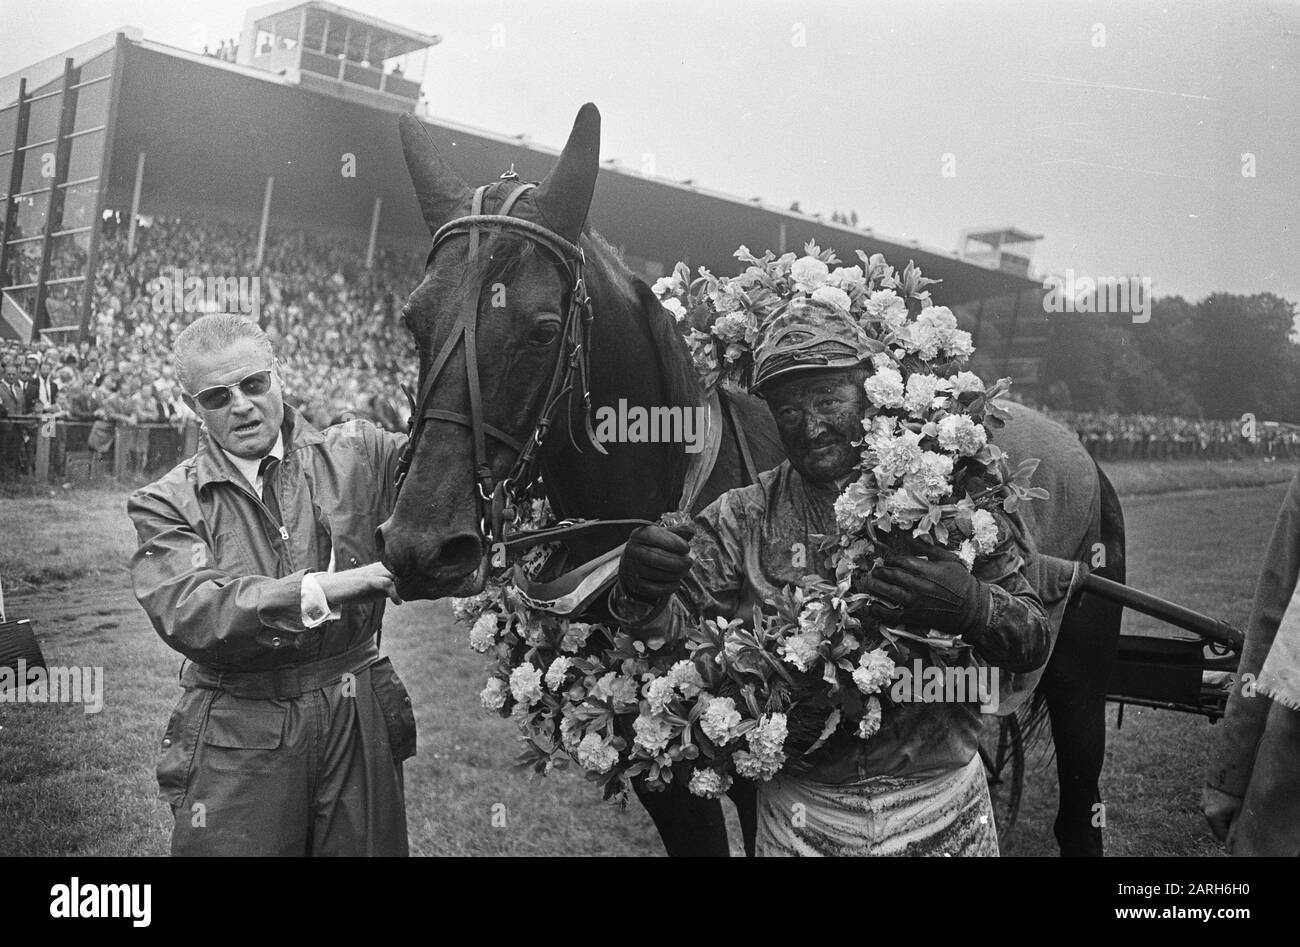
xmin=862 ymin=537 xmax=991 ymax=637
xmin=619 ymin=524 xmax=694 ymax=604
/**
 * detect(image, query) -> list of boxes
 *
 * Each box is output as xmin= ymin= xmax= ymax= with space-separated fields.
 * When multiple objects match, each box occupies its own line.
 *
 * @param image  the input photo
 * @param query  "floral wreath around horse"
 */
xmin=451 ymin=241 xmax=1047 ymax=802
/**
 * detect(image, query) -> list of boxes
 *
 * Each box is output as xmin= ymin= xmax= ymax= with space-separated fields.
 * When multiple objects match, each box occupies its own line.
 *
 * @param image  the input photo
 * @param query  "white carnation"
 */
xmin=863 ymin=365 xmax=905 ymax=409
xmin=746 ymin=712 xmax=788 ymax=767
xmin=699 ymin=696 xmax=743 ymax=745
xmin=711 ymin=311 xmax=749 ymax=342
xmin=852 ymin=648 xmax=896 ymax=695
xmin=916 ymin=305 xmax=958 ymax=332
xmin=871 ymin=428 xmax=924 ymax=481
xmin=592 ymin=671 xmax=639 ymax=707
xmin=666 ymin=659 xmax=705 ymax=698
xmin=633 ymin=712 xmax=673 ymax=756
xmin=909 ymin=323 xmax=944 ymax=360
xmin=883 ymin=487 xmax=926 ymax=528
xmin=688 ymin=768 xmax=732 ymax=799
xmin=781 ymin=630 xmax=822 ymax=672
xmin=734 ymin=749 xmax=782 ymax=782
xmin=544 ymin=655 xmax=573 ymax=691
xmin=651 ymin=275 xmax=677 ymax=297
xmin=950 ymin=371 xmax=985 ymax=395
xmin=957 ymin=539 xmax=977 ymax=570
xmin=468 ymin=612 xmax=499 ymax=653
xmin=936 ymin=414 xmax=988 ymax=456
xmin=480 ymin=677 xmax=509 ymax=711
xmin=904 ymin=450 xmax=955 ymax=502
xmin=826 ymin=265 xmax=865 ymax=291
xmin=790 ymin=255 xmax=830 ymax=292
xmin=971 ymin=508 xmax=1000 ymax=554
xmin=575 ymin=733 xmax=619 ymax=774
xmin=643 ymin=675 xmax=677 ymax=714
xmin=509 ymin=664 xmax=545 ymax=706
xmin=903 ymin=373 xmax=951 ymax=415
xmin=834 ymin=478 xmax=874 ymax=533
xmin=863 ymin=413 xmax=898 ymax=442
xmin=811 ymin=285 xmax=852 ymax=312
xmin=944 ymin=329 xmax=974 ymax=359
xmin=661 ymin=297 xmax=687 ymax=321
xmin=866 ymin=289 xmax=908 ymax=329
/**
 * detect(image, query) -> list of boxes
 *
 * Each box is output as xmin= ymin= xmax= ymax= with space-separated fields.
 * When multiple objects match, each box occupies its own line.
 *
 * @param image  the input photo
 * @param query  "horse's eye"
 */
xmin=528 ymin=317 xmax=562 ymax=346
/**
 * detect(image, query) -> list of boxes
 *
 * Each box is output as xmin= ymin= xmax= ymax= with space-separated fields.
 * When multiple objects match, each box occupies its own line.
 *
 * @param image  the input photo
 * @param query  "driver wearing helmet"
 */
xmin=613 ymin=297 xmax=1050 ymax=857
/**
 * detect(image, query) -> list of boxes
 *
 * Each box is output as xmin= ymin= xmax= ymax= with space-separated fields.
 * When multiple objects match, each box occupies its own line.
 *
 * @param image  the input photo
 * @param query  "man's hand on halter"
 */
xmin=620 ymin=524 xmax=694 ymax=605
xmin=315 ymin=562 xmax=402 ymax=606
xmin=862 ymin=537 xmax=990 ymax=637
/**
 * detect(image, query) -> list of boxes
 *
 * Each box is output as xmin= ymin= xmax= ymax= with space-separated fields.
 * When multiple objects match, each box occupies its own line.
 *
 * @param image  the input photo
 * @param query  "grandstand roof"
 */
xmin=5 ymin=19 xmax=1044 ymax=315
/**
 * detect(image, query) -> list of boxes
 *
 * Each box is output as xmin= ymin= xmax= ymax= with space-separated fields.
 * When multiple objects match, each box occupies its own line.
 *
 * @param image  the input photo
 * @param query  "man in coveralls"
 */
xmin=129 ymin=314 xmax=416 ymax=856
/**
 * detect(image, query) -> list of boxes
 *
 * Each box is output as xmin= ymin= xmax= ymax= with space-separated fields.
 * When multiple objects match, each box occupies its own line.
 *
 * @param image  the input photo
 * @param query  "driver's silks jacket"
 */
xmin=127 ymin=406 xmax=416 ymax=854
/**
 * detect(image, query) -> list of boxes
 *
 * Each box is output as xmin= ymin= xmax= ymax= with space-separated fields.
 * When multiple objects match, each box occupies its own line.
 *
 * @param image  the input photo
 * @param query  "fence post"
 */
xmin=33 ymin=415 xmax=52 ymax=482
xmin=113 ymin=426 xmax=127 ymax=479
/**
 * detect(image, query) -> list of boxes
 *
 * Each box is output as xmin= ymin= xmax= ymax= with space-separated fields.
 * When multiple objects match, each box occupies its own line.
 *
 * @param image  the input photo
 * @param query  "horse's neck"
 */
xmin=540 ymin=254 xmax=696 ymax=531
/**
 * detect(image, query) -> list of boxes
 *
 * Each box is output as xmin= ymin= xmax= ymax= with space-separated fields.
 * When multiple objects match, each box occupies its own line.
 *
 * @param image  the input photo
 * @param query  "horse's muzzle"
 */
xmin=375 ymin=520 xmax=485 ymax=601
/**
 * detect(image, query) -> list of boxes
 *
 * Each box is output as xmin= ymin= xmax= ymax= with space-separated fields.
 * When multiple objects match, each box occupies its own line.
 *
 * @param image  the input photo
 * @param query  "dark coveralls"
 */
xmin=128 ymin=406 xmax=416 ymax=856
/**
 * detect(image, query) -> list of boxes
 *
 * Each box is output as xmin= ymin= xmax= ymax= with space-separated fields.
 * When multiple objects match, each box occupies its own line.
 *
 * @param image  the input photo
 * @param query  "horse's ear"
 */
xmin=533 ymin=103 xmax=601 ymax=243
xmin=631 ymin=276 xmax=701 ymax=404
xmin=399 ymin=113 xmax=469 ymax=236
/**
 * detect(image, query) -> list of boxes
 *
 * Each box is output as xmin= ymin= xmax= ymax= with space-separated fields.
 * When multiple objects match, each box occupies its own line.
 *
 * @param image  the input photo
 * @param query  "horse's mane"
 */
xmin=581 ymin=230 xmax=702 ymax=411
xmin=581 ymin=230 xmax=702 ymax=505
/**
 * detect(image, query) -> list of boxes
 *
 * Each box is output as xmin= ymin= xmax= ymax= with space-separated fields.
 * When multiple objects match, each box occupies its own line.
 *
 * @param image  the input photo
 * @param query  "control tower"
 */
xmin=959 ymin=226 xmax=1043 ymax=278
xmin=237 ymin=1 xmax=441 ymax=111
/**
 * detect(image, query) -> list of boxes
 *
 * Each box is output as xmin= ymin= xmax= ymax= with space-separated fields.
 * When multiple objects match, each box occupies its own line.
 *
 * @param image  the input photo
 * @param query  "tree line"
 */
xmin=1040 ymin=292 xmax=1300 ymax=423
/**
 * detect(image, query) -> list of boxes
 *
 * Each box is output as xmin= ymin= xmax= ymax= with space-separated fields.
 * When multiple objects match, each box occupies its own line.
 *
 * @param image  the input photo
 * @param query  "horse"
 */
xmin=377 ymin=102 xmax=1127 ymax=857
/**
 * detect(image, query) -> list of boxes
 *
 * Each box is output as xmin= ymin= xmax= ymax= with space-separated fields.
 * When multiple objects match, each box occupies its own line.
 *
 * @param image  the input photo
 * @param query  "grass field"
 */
xmin=1 ymin=460 xmax=1294 ymax=856
xmin=1099 ymin=456 xmax=1296 ymax=497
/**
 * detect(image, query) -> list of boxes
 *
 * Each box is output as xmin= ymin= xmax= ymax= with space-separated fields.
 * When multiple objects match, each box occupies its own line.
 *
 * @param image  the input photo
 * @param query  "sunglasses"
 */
xmin=189 ymin=369 xmax=274 ymax=411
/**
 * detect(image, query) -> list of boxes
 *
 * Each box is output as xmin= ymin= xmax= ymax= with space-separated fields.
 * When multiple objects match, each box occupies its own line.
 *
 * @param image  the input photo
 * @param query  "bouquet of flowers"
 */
xmin=451 ymin=242 xmax=1047 ymax=802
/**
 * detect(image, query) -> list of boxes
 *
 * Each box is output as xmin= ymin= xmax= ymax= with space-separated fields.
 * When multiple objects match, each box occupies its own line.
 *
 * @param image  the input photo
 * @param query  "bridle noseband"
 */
xmin=393 ymin=178 xmax=601 ymax=547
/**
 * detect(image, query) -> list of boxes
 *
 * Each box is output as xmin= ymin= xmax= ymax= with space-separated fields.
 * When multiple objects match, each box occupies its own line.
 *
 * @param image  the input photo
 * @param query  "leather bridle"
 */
xmin=393 ymin=177 xmax=603 ymax=547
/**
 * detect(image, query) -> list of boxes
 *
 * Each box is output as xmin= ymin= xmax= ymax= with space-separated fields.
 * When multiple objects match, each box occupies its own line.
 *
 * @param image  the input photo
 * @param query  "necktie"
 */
xmin=258 ymin=455 xmax=282 ymax=525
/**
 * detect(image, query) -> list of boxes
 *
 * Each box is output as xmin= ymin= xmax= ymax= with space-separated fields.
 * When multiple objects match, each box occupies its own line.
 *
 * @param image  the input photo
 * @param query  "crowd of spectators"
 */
xmin=2 ymin=212 xmax=420 ymax=481
xmin=3 ymin=210 xmax=1298 ymax=483
xmin=1044 ymin=410 xmax=1300 ymax=461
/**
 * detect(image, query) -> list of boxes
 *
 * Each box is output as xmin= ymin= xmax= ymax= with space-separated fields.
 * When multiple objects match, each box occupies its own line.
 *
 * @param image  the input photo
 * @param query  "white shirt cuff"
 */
xmin=301 ymin=572 xmax=342 ymax=628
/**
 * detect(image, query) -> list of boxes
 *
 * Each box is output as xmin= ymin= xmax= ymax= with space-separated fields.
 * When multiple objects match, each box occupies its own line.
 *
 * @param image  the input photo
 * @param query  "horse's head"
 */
xmin=377 ymin=104 xmax=603 ymax=600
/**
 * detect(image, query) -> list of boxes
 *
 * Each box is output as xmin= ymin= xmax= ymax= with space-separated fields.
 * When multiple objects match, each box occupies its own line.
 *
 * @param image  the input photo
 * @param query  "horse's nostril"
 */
xmin=435 ymin=534 xmax=482 ymax=572
xmin=374 ymin=525 xmax=387 ymax=558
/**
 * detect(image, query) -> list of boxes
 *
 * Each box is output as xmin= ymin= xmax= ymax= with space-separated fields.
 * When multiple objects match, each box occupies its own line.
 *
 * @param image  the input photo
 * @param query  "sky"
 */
xmin=2 ymin=0 xmax=1298 ymax=303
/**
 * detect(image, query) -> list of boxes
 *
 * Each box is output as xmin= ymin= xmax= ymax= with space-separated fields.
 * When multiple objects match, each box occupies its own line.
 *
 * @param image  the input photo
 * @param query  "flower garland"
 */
xmin=451 ymin=241 xmax=1047 ymax=802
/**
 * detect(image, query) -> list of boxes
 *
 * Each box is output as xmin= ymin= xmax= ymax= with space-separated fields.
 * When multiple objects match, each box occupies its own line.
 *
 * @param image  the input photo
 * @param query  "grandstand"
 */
xmin=1 ymin=1 xmax=1046 ymax=392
